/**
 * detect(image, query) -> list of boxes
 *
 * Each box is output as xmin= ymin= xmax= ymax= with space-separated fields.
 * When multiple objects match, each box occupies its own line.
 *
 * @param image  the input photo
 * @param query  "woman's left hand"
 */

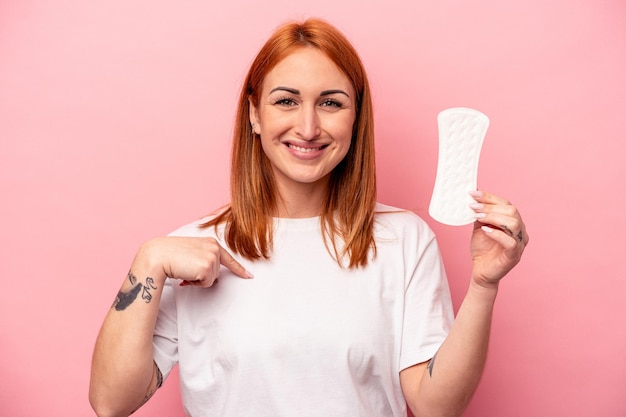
xmin=469 ymin=190 xmax=529 ymax=288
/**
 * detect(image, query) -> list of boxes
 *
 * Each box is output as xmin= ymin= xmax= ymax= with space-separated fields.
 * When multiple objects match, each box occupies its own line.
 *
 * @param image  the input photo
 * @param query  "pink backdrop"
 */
xmin=1 ymin=1 xmax=624 ymax=416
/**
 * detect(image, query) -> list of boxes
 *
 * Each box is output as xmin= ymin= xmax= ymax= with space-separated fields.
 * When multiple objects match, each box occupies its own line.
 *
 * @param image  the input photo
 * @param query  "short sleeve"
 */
xmin=152 ymin=278 xmax=179 ymax=379
xmin=399 ymin=236 xmax=455 ymax=371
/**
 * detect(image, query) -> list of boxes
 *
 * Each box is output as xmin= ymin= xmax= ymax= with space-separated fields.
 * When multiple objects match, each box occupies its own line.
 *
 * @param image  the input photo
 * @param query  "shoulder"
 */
xmin=167 ymin=215 xmax=222 ymax=238
xmin=166 ymin=206 xmax=230 ymax=238
xmin=373 ymin=203 xmax=442 ymax=264
xmin=374 ymin=202 xmax=434 ymax=237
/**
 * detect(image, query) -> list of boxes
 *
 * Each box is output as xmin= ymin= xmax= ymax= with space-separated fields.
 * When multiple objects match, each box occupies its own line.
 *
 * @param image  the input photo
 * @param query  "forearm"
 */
xmin=408 ymin=281 xmax=498 ymax=417
xmin=90 ymin=249 xmax=166 ymax=416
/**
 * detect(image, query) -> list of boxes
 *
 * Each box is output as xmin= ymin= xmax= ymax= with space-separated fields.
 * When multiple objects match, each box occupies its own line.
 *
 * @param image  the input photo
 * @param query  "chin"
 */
xmin=284 ymin=171 xmax=331 ymax=186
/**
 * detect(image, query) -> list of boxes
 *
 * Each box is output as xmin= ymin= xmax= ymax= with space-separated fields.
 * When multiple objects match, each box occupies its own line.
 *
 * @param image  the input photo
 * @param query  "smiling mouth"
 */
xmin=287 ymin=143 xmax=328 ymax=152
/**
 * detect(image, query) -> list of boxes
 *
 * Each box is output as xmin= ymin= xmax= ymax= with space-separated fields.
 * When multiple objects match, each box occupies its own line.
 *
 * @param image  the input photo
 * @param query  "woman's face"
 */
xmin=249 ymin=47 xmax=356 ymax=194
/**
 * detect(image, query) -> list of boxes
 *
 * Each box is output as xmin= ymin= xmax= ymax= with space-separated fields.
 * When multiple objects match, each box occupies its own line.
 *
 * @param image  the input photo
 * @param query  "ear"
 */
xmin=248 ymin=97 xmax=261 ymax=135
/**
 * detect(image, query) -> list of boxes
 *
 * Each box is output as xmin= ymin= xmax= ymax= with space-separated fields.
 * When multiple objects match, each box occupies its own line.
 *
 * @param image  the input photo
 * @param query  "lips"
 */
xmin=287 ymin=143 xmax=327 ymax=152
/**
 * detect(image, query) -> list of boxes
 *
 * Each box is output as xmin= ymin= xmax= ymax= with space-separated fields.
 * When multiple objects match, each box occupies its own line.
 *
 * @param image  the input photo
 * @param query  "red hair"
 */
xmin=204 ymin=18 xmax=377 ymax=268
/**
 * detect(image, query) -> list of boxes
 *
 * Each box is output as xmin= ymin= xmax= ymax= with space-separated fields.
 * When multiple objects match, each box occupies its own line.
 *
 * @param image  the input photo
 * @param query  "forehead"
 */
xmin=262 ymin=47 xmax=354 ymax=94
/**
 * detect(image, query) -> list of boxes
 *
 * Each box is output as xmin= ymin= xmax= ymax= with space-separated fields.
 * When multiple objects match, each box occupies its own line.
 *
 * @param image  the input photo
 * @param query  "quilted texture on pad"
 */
xmin=429 ymin=108 xmax=489 ymax=226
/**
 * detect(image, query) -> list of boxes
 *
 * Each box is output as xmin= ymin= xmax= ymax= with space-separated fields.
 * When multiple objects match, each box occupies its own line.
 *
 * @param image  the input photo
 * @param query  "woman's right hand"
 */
xmin=134 ymin=236 xmax=253 ymax=288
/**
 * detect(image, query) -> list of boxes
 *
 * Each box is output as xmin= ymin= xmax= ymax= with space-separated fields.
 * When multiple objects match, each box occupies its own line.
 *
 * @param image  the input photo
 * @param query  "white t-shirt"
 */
xmin=153 ymin=203 xmax=454 ymax=417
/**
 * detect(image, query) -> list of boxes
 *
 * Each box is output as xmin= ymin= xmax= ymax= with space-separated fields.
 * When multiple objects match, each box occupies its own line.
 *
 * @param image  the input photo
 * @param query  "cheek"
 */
xmin=258 ymin=136 xmax=275 ymax=156
xmin=328 ymin=114 xmax=356 ymax=141
xmin=259 ymin=111 xmax=293 ymax=137
xmin=337 ymin=124 xmax=356 ymax=149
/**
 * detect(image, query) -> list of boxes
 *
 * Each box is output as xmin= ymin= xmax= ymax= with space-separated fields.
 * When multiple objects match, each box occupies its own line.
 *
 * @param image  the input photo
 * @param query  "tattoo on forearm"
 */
xmin=141 ymin=277 xmax=157 ymax=303
xmin=112 ymin=284 xmax=142 ymax=311
xmin=112 ymin=271 xmax=158 ymax=311
xmin=427 ymin=351 xmax=438 ymax=378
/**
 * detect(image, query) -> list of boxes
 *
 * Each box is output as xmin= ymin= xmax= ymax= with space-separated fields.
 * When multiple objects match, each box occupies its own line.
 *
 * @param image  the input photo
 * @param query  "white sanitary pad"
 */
xmin=429 ymin=107 xmax=489 ymax=226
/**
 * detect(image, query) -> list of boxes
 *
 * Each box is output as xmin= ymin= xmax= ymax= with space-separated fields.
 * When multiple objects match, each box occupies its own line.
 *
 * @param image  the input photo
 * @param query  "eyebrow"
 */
xmin=269 ymin=86 xmax=351 ymax=98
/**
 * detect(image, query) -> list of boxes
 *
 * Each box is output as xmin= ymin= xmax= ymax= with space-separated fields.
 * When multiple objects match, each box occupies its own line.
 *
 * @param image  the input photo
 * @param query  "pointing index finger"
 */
xmin=219 ymin=246 xmax=254 ymax=279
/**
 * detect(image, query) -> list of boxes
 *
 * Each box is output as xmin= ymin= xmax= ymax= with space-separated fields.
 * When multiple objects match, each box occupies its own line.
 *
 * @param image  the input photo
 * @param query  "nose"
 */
xmin=295 ymin=104 xmax=321 ymax=140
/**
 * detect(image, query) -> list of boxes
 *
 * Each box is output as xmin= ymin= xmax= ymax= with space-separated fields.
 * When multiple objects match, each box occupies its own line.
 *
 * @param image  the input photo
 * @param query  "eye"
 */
xmin=273 ymin=96 xmax=297 ymax=107
xmin=320 ymin=99 xmax=343 ymax=109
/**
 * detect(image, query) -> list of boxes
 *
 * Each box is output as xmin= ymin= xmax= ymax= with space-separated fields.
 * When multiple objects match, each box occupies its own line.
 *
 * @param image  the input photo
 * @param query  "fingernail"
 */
xmin=469 ymin=190 xmax=483 ymax=198
xmin=245 ymin=270 xmax=254 ymax=279
xmin=470 ymin=203 xmax=484 ymax=210
xmin=475 ymin=212 xmax=486 ymax=219
xmin=481 ymin=225 xmax=494 ymax=233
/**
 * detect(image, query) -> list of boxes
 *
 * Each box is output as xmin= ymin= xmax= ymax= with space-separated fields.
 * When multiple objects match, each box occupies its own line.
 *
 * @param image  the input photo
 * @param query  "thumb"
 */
xmin=219 ymin=246 xmax=254 ymax=279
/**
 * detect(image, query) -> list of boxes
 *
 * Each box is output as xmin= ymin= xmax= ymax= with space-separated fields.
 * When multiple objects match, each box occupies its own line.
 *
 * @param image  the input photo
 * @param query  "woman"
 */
xmin=90 ymin=18 xmax=528 ymax=417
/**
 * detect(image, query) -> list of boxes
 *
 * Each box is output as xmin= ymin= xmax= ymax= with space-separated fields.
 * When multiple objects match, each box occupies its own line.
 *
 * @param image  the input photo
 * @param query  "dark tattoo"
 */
xmin=501 ymin=225 xmax=514 ymax=238
xmin=112 ymin=273 xmax=158 ymax=311
xmin=130 ymin=362 xmax=164 ymax=414
xmin=155 ymin=363 xmax=163 ymax=388
xmin=112 ymin=284 xmax=142 ymax=311
xmin=427 ymin=351 xmax=438 ymax=377
xmin=501 ymin=225 xmax=523 ymax=242
xmin=141 ymin=277 xmax=157 ymax=303
xmin=128 ymin=271 xmax=137 ymax=285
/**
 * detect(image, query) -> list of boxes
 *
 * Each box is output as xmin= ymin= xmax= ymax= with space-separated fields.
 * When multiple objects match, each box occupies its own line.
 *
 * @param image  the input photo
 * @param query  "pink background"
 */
xmin=1 ymin=1 xmax=625 ymax=416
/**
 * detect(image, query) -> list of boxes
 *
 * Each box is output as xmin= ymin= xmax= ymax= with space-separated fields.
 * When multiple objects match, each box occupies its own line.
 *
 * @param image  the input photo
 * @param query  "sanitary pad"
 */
xmin=429 ymin=107 xmax=489 ymax=226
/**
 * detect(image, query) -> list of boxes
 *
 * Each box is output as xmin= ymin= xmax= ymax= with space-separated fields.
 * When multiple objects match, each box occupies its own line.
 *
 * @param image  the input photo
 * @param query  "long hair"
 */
xmin=204 ymin=18 xmax=377 ymax=268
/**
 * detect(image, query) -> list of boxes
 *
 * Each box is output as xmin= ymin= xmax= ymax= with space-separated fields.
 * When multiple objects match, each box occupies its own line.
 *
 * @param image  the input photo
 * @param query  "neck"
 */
xmin=273 ymin=178 xmax=329 ymax=218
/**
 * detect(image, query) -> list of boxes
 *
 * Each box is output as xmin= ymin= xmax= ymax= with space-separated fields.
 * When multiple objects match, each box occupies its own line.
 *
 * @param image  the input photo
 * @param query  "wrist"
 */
xmin=132 ymin=238 xmax=168 ymax=286
xmin=467 ymin=278 xmax=499 ymax=304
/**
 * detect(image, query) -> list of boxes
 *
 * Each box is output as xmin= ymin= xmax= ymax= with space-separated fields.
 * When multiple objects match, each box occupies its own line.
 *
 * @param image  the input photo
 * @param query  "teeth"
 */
xmin=288 ymin=144 xmax=323 ymax=152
